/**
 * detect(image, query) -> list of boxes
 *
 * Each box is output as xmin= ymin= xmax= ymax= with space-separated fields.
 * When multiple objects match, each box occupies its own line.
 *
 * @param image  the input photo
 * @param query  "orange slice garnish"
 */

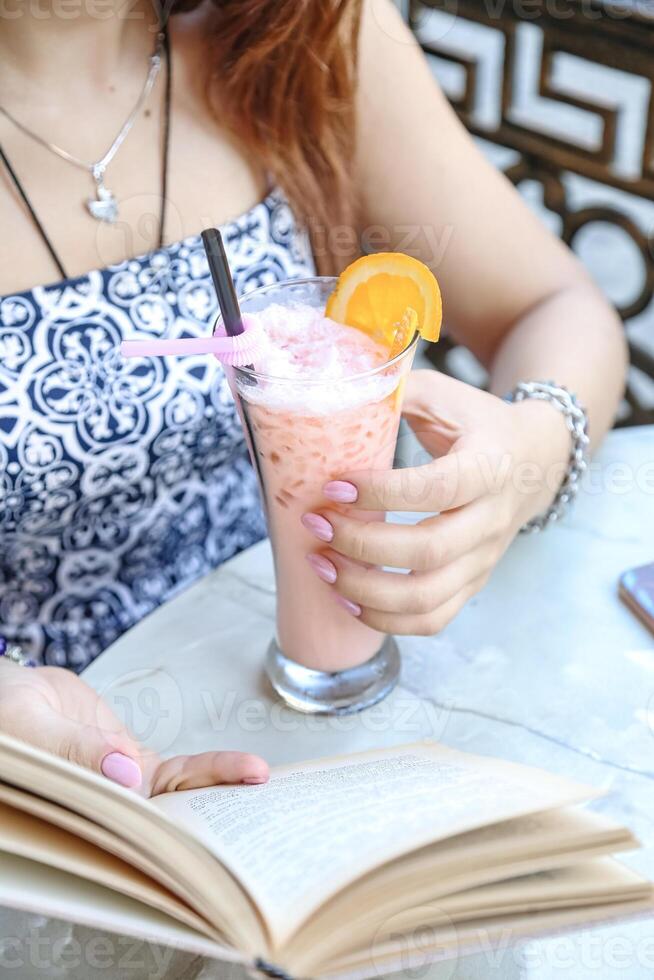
xmin=325 ymin=252 xmax=442 ymax=348
xmin=389 ymin=307 xmax=419 ymax=359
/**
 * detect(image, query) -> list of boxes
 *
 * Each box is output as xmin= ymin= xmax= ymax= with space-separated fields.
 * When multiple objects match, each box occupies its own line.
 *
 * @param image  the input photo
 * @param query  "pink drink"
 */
xmin=231 ymin=282 xmax=417 ymax=684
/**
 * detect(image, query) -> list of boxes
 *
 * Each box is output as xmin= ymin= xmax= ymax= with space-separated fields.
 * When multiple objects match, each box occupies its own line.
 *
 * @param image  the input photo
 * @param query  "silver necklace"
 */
xmin=0 ymin=33 xmax=164 ymax=224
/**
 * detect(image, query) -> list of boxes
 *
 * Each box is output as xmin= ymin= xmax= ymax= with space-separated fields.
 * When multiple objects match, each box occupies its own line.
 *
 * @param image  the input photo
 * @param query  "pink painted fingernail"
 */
xmin=101 ymin=752 xmax=142 ymax=789
xmin=324 ymin=481 xmax=358 ymax=504
xmin=334 ymin=594 xmax=362 ymax=617
xmin=306 ymin=553 xmax=338 ymax=584
xmin=301 ymin=513 xmax=334 ymax=542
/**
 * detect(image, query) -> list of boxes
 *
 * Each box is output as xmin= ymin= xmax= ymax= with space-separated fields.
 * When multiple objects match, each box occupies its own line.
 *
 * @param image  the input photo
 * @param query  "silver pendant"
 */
xmin=86 ymin=166 xmax=118 ymax=223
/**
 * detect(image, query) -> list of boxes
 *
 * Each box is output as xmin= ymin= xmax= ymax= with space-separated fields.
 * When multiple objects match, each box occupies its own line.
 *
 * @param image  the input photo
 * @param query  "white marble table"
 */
xmin=3 ymin=426 xmax=653 ymax=979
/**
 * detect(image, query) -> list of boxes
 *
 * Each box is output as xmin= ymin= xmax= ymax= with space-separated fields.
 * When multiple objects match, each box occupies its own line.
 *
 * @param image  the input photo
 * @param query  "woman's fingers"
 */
xmin=0 ymin=664 xmax=144 ymax=789
xmin=320 ymin=548 xmax=494 ymax=616
xmin=149 ymin=751 xmax=270 ymax=796
xmin=356 ymin=575 xmax=488 ymax=637
xmin=304 ymin=496 xmax=502 ymax=630
xmin=0 ymin=664 xmax=270 ymax=798
xmin=43 ymin=710 xmax=143 ymax=788
xmin=302 ymin=498 xmax=494 ymax=572
xmin=4 ymin=704 xmax=143 ymax=790
xmin=323 ymin=447 xmax=487 ymax=515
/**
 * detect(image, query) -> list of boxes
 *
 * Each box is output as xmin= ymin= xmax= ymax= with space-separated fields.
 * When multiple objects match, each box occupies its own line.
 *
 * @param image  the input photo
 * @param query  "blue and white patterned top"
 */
xmin=0 ymin=189 xmax=316 ymax=671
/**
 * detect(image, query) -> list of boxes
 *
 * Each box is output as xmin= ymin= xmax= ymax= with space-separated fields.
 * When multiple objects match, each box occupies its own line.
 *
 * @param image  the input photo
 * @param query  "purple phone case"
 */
xmin=619 ymin=562 xmax=654 ymax=637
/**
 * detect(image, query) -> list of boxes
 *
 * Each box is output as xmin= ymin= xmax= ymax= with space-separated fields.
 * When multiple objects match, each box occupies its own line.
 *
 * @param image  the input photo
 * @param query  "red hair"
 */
xmin=171 ymin=0 xmax=364 ymax=274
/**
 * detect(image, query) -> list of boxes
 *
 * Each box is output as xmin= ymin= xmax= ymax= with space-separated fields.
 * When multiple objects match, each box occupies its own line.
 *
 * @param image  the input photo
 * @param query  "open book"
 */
xmin=0 ymin=735 xmax=651 ymax=978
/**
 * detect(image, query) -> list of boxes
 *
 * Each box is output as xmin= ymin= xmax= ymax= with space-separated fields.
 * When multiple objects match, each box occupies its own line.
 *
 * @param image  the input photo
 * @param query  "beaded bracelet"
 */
xmin=0 ymin=636 xmax=37 ymax=668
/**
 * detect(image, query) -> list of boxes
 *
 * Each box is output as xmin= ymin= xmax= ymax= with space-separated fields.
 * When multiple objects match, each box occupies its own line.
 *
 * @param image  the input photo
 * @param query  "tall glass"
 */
xmin=225 ymin=279 xmax=418 ymax=714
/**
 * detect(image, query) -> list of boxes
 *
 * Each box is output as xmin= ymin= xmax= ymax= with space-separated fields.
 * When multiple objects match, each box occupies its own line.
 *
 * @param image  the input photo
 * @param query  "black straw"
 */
xmin=201 ymin=228 xmax=244 ymax=337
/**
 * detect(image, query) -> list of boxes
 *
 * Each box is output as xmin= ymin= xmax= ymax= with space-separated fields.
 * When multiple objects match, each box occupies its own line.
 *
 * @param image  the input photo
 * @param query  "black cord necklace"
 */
xmin=0 ymin=23 xmax=172 ymax=283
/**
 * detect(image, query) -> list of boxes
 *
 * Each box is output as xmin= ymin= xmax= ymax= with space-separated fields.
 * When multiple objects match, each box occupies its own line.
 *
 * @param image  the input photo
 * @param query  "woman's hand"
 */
xmin=0 ymin=660 xmax=269 ymax=796
xmin=302 ymin=370 xmax=571 ymax=636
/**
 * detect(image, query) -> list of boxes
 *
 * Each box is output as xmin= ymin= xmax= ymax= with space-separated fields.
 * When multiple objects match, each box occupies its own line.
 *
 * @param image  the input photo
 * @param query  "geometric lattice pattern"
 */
xmin=410 ymin=0 xmax=654 ymax=425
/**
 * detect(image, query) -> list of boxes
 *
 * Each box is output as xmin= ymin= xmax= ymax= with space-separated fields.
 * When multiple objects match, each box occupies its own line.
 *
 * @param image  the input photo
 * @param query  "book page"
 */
xmin=0 ymin=782 xmax=178 ymax=894
xmin=282 ymin=806 xmax=637 ymax=965
xmin=0 ymin=801 xmax=212 ymax=937
xmin=436 ymin=858 xmax=650 ymax=918
xmin=153 ymin=741 xmax=599 ymax=945
xmin=0 ymin=852 xmax=233 ymax=964
xmin=303 ymin=859 xmax=652 ymax=976
xmin=0 ymin=734 xmax=266 ymax=953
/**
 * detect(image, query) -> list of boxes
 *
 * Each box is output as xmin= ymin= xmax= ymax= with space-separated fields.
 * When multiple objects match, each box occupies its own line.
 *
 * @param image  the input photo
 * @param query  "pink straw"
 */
xmin=121 ymin=336 xmax=233 ymax=358
xmin=120 ymin=315 xmax=264 ymax=363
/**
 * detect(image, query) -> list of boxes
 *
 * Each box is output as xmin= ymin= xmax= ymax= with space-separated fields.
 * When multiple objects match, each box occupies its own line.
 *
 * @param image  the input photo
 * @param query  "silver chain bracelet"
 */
xmin=504 ymin=381 xmax=590 ymax=533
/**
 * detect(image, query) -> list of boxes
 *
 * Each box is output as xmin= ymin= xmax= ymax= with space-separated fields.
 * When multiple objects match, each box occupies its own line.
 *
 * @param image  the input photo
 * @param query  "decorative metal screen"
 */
xmin=409 ymin=0 xmax=654 ymax=425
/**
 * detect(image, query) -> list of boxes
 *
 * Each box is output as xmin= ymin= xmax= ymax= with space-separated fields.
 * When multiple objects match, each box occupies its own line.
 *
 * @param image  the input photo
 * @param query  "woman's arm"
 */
xmin=355 ymin=0 xmax=627 ymax=441
xmin=300 ymin=1 xmax=626 ymax=636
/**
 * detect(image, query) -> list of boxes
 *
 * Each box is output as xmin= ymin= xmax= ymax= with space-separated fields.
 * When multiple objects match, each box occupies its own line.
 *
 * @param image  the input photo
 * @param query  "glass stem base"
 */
xmin=265 ymin=636 xmax=401 ymax=715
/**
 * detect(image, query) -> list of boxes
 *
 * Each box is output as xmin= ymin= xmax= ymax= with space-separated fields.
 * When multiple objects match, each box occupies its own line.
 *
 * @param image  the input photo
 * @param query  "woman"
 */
xmin=0 ymin=0 xmax=626 ymax=794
